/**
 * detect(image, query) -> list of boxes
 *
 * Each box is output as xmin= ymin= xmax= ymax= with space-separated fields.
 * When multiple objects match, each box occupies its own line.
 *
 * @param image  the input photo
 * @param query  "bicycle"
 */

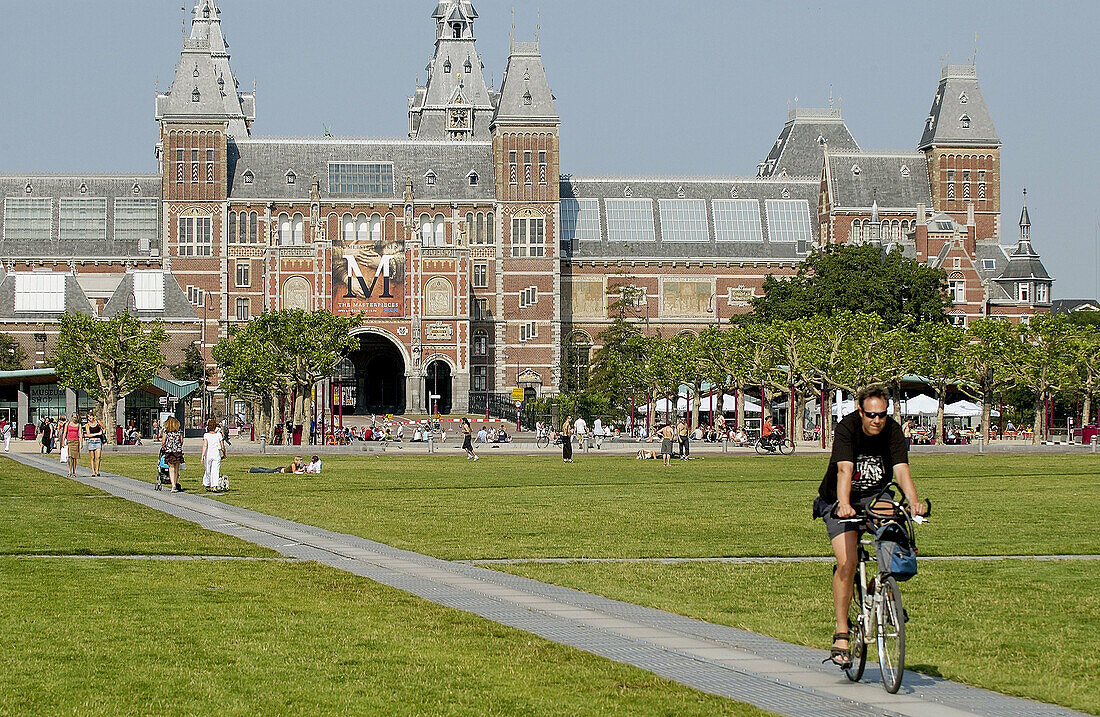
xmin=754 ymin=426 xmax=794 ymax=455
xmin=536 ymin=431 xmax=563 ymax=449
xmin=832 ymin=485 xmax=931 ymax=693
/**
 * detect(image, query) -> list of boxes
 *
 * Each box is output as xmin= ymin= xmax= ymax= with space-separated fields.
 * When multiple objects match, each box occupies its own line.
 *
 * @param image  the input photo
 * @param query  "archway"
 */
xmin=425 ymin=360 xmax=452 ymax=415
xmin=346 ymin=333 xmax=406 ymax=415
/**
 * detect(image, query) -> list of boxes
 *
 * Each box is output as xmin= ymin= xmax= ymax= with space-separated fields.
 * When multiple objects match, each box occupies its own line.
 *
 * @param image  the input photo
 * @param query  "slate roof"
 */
xmin=1052 ymin=299 xmax=1100 ymax=314
xmin=226 ymin=138 xmax=495 ymax=203
xmin=559 ymin=176 xmax=818 ymax=261
xmin=760 ymin=108 xmax=859 ymax=178
xmin=0 ymin=272 xmax=94 ymax=321
xmin=101 ymin=272 xmax=198 ymax=322
xmin=0 ymin=174 xmax=162 ymax=257
xmin=155 ymin=1 xmax=254 ymax=137
xmin=826 ymin=152 xmax=931 ymax=209
xmin=492 ymin=42 xmax=558 ymax=126
xmin=918 ymin=65 xmax=999 ymax=150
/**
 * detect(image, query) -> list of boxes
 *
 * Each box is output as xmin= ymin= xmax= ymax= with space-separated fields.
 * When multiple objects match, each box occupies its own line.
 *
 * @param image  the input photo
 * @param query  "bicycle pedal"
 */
xmin=903 ymin=609 xmax=909 ymax=623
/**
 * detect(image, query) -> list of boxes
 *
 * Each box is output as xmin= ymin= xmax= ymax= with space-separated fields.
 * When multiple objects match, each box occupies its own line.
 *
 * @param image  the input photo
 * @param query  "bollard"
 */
xmin=428 ymin=434 xmax=434 ymax=454
xmin=260 ymin=435 xmax=266 ymax=454
xmin=976 ymin=436 xmax=984 ymax=454
xmin=1093 ymin=436 xmax=1097 ymax=454
xmin=723 ymin=438 xmax=728 ymax=453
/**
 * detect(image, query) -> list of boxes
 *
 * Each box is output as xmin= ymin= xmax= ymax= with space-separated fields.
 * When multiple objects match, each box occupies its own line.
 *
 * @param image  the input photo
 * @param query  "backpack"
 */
xmin=874 ymin=522 xmax=918 ymax=581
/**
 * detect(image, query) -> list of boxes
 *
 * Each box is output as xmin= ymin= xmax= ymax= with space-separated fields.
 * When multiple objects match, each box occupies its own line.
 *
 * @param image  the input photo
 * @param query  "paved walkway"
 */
xmin=13 ymin=452 xmax=1085 ymax=717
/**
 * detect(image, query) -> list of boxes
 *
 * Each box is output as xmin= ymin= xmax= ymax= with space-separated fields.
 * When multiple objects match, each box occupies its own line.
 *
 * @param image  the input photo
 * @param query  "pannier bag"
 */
xmin=874 ymin=522 xmax=918 ymax=581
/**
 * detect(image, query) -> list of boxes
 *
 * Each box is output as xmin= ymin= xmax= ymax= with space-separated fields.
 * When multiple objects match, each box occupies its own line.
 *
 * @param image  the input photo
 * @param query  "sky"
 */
xmin=1 ymin=0 xmax=1097 ymax=299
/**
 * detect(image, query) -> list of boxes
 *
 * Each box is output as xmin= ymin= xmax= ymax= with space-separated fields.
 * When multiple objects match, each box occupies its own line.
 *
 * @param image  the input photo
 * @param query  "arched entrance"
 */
xmin=425 ymin=360 xmax=452 ymax=415
xmin=346 ymin=333 xmax=406 ymax=415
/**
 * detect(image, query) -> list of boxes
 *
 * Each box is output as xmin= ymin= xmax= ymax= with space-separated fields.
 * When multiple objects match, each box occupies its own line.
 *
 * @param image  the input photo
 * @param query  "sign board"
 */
xmin=424 ymin=322 xmax=454 ymax=341
xmin=331 ymin=230 xmax=406 ymax=318
xmin=159 ymin=396 xmax=168 ymax=407
xmin=511 ymin=388 xmax=525 ymax=401
xmin=514 ymin=401 xmax=523 ymax=408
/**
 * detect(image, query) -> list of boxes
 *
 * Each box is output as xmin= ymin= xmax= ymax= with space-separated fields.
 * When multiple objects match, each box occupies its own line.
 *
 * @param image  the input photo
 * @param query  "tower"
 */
xmin=408 ymin=1 xmax=495 ymax=140
xmin=918 ymin=64 xmax=1000 ymax=241
xmin=490 ymin=37 xmax=561 ymax=394
xmin=991 ymin=190 xmax=1053 ymax=312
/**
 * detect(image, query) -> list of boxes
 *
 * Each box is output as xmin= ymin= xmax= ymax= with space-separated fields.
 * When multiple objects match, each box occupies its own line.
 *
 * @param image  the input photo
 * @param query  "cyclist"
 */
xmin=761 ymin=416 xmax=775 ymax=449
xmin=815 ymin=384 xmax=926 ymax=667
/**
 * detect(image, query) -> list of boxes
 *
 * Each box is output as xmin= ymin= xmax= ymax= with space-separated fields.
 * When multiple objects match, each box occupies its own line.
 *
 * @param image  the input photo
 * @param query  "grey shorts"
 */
xmin=820 ymin=492 xmax=894 ymax=540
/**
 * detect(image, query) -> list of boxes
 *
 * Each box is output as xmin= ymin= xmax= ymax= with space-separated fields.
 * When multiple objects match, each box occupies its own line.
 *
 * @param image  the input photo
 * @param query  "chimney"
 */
xmin=967 ymin=202 xmax=975 ymax=227
xmin=917 ymin=203 xmax=926 ymax=224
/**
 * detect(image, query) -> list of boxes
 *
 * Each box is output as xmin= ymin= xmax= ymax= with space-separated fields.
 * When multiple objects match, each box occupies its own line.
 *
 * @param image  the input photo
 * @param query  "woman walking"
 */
xmin=40 ymin=417 xmax=52 ymax=454
xmin=200 ymin=419 xmax=226 ymax=492
xmin=61 ymin=413 xmax=82 ymax=478
xmin=461 ymin=416 xmax=479 ymax=461
xmin=83 ymin=410 xmax=105 ymax=476
xmin=161 ymin=417 xmax=185 ymax=493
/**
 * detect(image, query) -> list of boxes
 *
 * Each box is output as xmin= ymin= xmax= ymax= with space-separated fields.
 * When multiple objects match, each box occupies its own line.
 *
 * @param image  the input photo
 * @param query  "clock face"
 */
xmin=450 ymin=109 xmax=469 ymax=129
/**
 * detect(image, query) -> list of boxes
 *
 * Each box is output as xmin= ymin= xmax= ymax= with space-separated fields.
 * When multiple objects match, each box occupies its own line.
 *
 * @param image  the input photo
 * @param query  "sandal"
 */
xmin=823 ymin=632 xmax=851 ymax=668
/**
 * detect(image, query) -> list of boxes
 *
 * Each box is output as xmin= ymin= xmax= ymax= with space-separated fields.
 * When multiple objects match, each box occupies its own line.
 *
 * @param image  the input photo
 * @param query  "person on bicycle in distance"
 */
xmin=816 ymin=383 xmax=927 ymax=667
xmin=761 ymin=415 xmax=775 ymax=448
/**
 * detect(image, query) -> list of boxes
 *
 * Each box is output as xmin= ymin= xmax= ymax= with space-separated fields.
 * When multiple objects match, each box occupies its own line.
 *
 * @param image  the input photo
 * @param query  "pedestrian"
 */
xmin=562 ymin=414 xmax=574 ymax=463
xmin=40 ymin=417 xmax=52 ymax=454
xmin=61 ymin=412 xmax=82 ymax=478
xmin=83 ymin=410 xmax=105 ymax=476
xmin=902 ymin=419 xmax=913 ymax=447
xmin=0 ymin=417 xmax=10 ymax=452
xmin=161 ymin=416 xmax=185 ymax=492
xmin=660 ymin=423 xmax=675 ymax=467
xmin=201 ymin=418 xmax=226 ymax=492
xmin=574 ymin=414 xmax=588 ymax=450
xmin=461 ymin=416 xmax=479 ymax=460
xmin=677 ymin=418 xmax=690 ymax=459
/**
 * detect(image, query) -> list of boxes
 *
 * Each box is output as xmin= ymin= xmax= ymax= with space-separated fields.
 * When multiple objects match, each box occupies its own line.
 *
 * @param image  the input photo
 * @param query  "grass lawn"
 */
xmin=101 ymin=453 xmax=1100 ymax=560
xmin=2 ymin=458 xmax=769 ymax=715
xmin=0 ymin=457 xmax=275 ymax=557
xmin=495 ymin=559 xmax=1100 ymax=715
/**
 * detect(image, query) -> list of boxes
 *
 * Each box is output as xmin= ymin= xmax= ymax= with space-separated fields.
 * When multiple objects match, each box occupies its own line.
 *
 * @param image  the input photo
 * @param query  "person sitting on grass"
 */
xmin=246 ymin=456 xmax=306 ymax=474
xmin=636 ymin=448 xmax=657 ymax=459
xmin=305 ymin=455 xmax=322 ymax=474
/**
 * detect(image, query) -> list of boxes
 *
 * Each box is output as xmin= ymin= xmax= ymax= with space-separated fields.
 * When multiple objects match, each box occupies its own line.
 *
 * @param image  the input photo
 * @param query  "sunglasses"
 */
xmin=862 ymin=410 xmax=888 ymax=419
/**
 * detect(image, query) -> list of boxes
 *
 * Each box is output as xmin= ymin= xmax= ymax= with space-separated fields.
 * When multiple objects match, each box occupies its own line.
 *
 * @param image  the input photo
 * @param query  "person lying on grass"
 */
xmin=245 ymin=456 xmax=306 ymax=474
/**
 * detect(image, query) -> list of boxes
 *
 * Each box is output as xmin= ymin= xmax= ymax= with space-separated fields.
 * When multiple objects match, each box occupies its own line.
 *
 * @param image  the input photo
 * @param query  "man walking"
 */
xmin=677 ymin=418 xmax=690 ymax=459
xmin=562 ymin=414 xmax=574 ymax=463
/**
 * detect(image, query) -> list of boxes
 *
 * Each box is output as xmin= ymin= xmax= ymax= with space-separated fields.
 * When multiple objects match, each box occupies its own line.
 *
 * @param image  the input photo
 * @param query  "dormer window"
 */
xmin=900 ymin=164 xmax=911 ymax=178
xmin=79 ymin=183 xmax=88 ymax=195
xmin=193 ymin=64 xmax=200 ymax=78
xmin=959 ymin=91 xmax=968 ymax=104
xmin=443 ymin=58 xmax=452 ymax=73
xmin=24 ymin=183 xmax=32 ymax=194
xmin=468 ymin=172 xmax=479 ymax=187
xmin=243 ymin=170 xmax=254 ymax=185
xmin=285 ymin=171 xmax=296 ymax=185
xmin=218 ymin=75 xmax=225 ymax=90
xmin=817 ymin=135 xmax=826 ymax=145
xmin=203 ymin=4 xmax=210 ymax=18
xmin=523 ymin=90 xmax=532 ymax=106
xmin=464 ymin=58 xmax=472 ymax=74
xmin=960 ymin=114 xmax=971 ymax=129
xmin=851 ymin=165 xmax=861 ymax=176
xmin=425 ymin=170 xmax=436 ymax=186
xmin=132 ymin=183 xmax=141 ymax=195
xmin=453 ymin=23 xmax=462 ymax=38
xmin=192 ymin=88 xmax=201 ymax=103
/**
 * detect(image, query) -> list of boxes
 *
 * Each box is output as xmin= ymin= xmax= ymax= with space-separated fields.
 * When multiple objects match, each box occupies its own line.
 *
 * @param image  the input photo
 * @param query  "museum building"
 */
xmin=0 ymin=1 xmax=1052 ymax=422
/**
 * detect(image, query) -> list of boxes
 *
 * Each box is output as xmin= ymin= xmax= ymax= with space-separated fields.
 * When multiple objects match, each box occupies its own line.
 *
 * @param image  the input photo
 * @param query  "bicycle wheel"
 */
xmin=778 ymin=438 xmax=795 ymax=455
xmin=754 ymin=439 xmax=766 ymax=455
xmin=877 ymin=576 xmax=905 ymax=693
xmin=845 ymin=575 xmax=867 ymax=682
xmin=536 ymin=435 xmax=549 ymax=449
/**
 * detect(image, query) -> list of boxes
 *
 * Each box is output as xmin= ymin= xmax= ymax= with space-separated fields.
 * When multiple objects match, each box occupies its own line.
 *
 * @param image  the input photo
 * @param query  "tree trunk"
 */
xmin=1083 ymin=394 xmax=1093 ymax=428
xmin=1033 ymin=394 xmax=1043 ymax=445
xmin=736 ymin=387 xmax=744 ymax=430
xmin=890 ymin=382 xmax=902 ymax=423
xmin=647 ymin=390 xmax=655 ymax=434
xmin=981 ymin=383 xmax=993 ymax=442
xmin=936 ymin=393 xmax=945 ymax=445
xmin=691 ymin=381 xmax=701 ymax=431
xmin=794 ymin=392 xmax=806 ymax=442
xmin=102 ymin=389 xmax=120 ymax=445
xmin=823 ymin=390 xmax=835 ymax=448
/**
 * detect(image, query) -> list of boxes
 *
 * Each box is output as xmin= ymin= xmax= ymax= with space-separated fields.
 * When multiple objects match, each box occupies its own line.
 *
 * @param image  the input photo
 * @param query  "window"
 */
xmin=292 ymin=212 xmax=304 ymax=244
xmin=206 ymin=149 xmax=214 ymax=182
xmin=1018 ymin=283 xmax=1030 ymax=303
xmin=951 ymin=315 xmax=967 ymax=328
xmin=524 ymin=164 xmax=532 ymax=185
xmin=765 ymin=199 xmax=813 ymax=252
xmin=228 ymin=210 xmax=258 ymax=244
xmin=178 ymin=215 xmax=212 ymax=256
xmin=468 ymin=172 xmax=478 ymax=187
xmin=370 ymin=214 xmax=382 ymax=243
xmin=1037 ymin=283 xmax=1049 ymax=303
xmin=936 ymin=219 xmax=955 ymax=231
xmin=176 ymin=149 xmax=185 ymax=182
xmin=519 ymin=321 xmax=538 ymax=342
xmin=473 ymin=332 xmax=488 ymax=356
xmin=472 ymin=365 xmax=487 ymax=392
xmin=519 ymin=286 xmax=538 ymax=308
xmin=356 ymin=213 xmax=369 ymax=243
xmin=192 ymin=149 xmax=199 ymax=182
xmin=473 ymin=297 xmax=489 ymax=320
xmin=946 ymin=170 xmax=956 ymax=200
xmin=851 ymin=219 xmax=862 ymax=243
xmin=713 ymin=200 xmax=763 ymax=243
xmin=539 ymin=151 xmax=547 ymax=185
xmin=950 ymin=280 xmax=966 ymax=303
xmin=59 ymin=197 xmax=107 ymax=242
xmin=960 ymin=115 xmax=971 ymax=129
xmin=235 ymin=297 xmax=250 ymax=322
xmin=606 ymin=198 xmax=655 ymax=242
xmin=511 ymin=215 xmax=546 ymax=257
xmin=982 ymin=258 xmax=996 ymax=271
xmin=472 ymin=263 xmax=488 ymax=288
xmin=186 ymin=286 xmax=206 ymax=307
xmin=425 ymin=171 xmax=436 ymax=186
xmin=277 ymin=213 xmax=291 ymax=246
xmin=420 ymin=215 xmax=433 ymax=245
xmin=14 ymin=273 xmax=65 ymax=312
xmin=286 ymin=171 xmax=296 ymax=185
xmin=659 ymin=199 xmax=708 ymax=243
xmin=565 ymin=334 xmax=592 ymax=393
xmin=509 ymin=151 xmax=517 ymax=185
xmin=560 ymin=199 xmax=600 ymax=242
xmin=235 ymin=260 xmax=251 ymax=287
xmin=328 ymin=162 xmax=395 ymax=195
xmin=132 ymin=271 xmax=164 ymax=311
xmin=4 ymin=197 xmax=52 ymax=243
xmin=243 ymin=170 xmax=254 ymax=185
xmin=953 ymin=257 xmax=961 ymax=268
xmin=434 ymin=214 xmax=445 ymax=245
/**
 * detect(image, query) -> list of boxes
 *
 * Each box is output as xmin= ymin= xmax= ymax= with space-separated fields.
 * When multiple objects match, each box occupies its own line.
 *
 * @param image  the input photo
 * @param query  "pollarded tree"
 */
xmin=908 ymin=322 xmax=968 ymax=442
xmin=212 ymin=327 xmax=284 ymax=441
xmin=696 ymin=324 xmax=758 ymax=431
xmin=1013 ymin=313 xmax=1076 ymax=442
xmin=53 ymin=311 xmax=168 ymax=444
xmin=961 ymin=318 xmax=1021 ymax=436
xmin=1069 ymin=325 xmax=1100 ymax=427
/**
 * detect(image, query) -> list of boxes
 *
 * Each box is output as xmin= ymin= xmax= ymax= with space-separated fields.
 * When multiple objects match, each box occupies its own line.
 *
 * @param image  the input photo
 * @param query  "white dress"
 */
xmin=202 ymin=431 xmax=224 ymax=488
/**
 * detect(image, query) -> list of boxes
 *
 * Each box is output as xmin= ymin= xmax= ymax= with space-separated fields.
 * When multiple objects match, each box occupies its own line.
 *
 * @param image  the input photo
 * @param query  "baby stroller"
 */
xmin=154 ymin=450 xmax=173 ymax=491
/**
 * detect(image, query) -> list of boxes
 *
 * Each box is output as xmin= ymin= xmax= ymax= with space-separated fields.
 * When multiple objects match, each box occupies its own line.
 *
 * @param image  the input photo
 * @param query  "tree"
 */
xmin=53 ymin=312 xmax=168 ymax=444
xmin=908 ymin=322 xmax=968 ymax=441
xmin=961 ymin=319 xmax=1021 ymax=436
xmin=0 ymin=333 xmax=27 ymax=371
xmin=1068 ymin=326 xmax=1100 ymax=427
xmin=752 ymin=244 xmax=950 ymax=325
xmin=696 ymin=324 xmax=759 ymax=431
xmin=169 ymin=342 xmax=205 ymax=382
xmin=1013 ymin=314 xmax=1076 ymax=442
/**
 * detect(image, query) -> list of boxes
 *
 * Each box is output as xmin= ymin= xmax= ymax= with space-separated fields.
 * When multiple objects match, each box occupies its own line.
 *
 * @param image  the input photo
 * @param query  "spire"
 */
xmin=155 ymin=1 xmax=255 ymax=136
xmin=918 ymin=61 xmax=999 ymax=151
xmin=1015 ymin=187 xmax=1034 ymax=254
xmin=869 ymin=190 xmax=881 ymax=246
xmin=492 ymin=37 xmax=558 ymax=127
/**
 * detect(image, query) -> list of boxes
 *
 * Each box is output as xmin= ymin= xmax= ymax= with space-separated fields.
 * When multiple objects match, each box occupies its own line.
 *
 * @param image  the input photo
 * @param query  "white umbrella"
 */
xmin=901 ymin=394 xmax=939 ymax=416
xmin=945 ymin=400 xmax=1000 ymax=418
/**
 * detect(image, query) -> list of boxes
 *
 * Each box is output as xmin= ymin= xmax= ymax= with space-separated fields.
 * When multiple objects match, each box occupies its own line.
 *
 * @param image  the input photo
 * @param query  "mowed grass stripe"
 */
xmin=101 ymin=453 xmax=1100 ymax=560
xmin=496 ymin=559 xmax=1100 ymax=716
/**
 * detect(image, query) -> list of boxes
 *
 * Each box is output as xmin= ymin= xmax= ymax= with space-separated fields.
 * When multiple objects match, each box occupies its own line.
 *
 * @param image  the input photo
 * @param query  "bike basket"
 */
xmin=874 ymin=522 xmax=918 ymax=581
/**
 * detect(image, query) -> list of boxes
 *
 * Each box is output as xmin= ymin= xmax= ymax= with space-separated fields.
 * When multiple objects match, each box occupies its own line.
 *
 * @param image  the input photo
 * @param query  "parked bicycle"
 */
xmin=831 ymin=483 xmax=931 ymax=693
xmin=754 ymin=425 xmax=795 ymax=455
xmin=535 ymin=431 xmax=564 ymax=449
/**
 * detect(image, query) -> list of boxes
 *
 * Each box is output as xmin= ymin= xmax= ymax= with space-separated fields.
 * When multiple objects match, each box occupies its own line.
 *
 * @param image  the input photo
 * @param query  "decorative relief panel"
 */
xmin=726 ymin=285 xmax=756 ymax=307
xmin=570 ymin=278 xmax=606 ymax=319
xmin=282 ymin=276 xmax=311 ymax=311
xmin=660 ymin=279 xmax=713 ymax=317
xmin=425 ymin=276 xmax=455 ymax=317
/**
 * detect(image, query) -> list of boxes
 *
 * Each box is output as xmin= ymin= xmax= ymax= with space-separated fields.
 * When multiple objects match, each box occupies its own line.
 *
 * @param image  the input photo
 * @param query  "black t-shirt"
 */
xmin=818 ymin=411 xmax=908 ymax=503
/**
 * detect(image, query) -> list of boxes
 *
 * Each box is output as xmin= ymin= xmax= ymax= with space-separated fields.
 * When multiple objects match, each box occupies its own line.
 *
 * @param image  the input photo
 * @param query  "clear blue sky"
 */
xmin=2 ymin=0 xmax=1097 ymax=299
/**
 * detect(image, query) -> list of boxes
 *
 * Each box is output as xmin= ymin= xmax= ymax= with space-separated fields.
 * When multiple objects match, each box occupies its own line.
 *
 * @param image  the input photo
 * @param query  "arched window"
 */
xmin=227 ymin=211 xmax=237 ymax=244
xmin=565 ymin=333 xmax=593 ymax=393
xmin=342 ymin=213 xmax=354 ymax=243
xmin=370 ymin=214 xmax=382 ymax=243
xmin=434 ymin=213 xmax=445 ymax=245
xmin=475 ymin=212 xmax=485 ymax=244
xmin=248 ymin=212 xmax=258 ymax=243
xmin=466 ymin=212 xmax=475 ymax=243
xmin=278 ymin=213 xmax=291 ymax=245
xmin=473 ymin=331 xmax=488 ymax=356
xmin=486 ymin=212 xmax=494 ymax=243
xmin=356 ymin=213 xmax=369 ymax=243
xmin=851 ymin=219 xmax=861 ymax=242
xmin=292 ymin=213 xmax=304 ymax=244
xmin=420 ymin=214 xmax=433 ymax=245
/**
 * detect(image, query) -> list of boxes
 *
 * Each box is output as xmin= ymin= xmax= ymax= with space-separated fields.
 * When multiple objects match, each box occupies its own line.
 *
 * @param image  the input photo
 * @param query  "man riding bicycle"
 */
xmin=815 ymin=384 xmax=927 ymax=667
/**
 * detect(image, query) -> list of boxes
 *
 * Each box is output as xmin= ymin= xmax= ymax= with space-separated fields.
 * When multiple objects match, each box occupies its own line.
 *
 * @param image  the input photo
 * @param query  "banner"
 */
xmin=332 ymin=234 xmax=405 ymax=317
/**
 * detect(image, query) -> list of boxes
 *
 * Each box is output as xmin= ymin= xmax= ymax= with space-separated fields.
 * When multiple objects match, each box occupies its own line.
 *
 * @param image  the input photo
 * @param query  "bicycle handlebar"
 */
xmin=830 ymin=483 xmax=931 ymax=524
